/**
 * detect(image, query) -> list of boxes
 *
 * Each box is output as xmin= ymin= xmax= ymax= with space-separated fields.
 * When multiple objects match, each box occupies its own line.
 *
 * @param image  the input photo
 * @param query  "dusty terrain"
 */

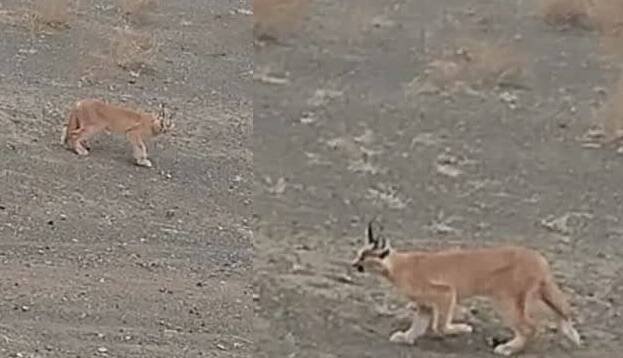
xmin=0 ymin=1 xmax=252 ymax=357
xmin=255 ymin=0 xmax=623 ymax=357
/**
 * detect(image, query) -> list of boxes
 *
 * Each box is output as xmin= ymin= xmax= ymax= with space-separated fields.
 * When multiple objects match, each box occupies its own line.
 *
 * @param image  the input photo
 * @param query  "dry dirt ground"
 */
xmin=0 ymin=1 xmax=252 ymax=357
xmin=255 ymin=0 xmax=623 ymax=357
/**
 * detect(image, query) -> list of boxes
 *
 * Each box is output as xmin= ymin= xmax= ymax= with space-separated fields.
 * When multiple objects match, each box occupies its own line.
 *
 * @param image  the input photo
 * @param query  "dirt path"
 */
xmin=1 ymin=1 xmax=252 ymax=357
xmin=255 ymin=1 xmax=622 ymax=357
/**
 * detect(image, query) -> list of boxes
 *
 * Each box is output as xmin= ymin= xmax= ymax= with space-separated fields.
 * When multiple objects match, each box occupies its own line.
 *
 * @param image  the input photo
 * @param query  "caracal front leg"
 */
xmin=128 ymin=132 xmax=152 ymax=168
xmin=431 ymin=284 xmax=473 ymax=336
xmin=390 ymin=303 xmax=431 ymax=344
xmin=72 ymin=126 xmax=99 ymax=156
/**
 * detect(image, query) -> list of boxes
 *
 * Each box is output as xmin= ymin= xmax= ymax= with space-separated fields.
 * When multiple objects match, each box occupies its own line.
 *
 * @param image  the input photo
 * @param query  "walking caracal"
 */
xmin=61 ymin=98 xmax=174 ymax=167
xmin=351 ymin=219 xmax=581 ymax=356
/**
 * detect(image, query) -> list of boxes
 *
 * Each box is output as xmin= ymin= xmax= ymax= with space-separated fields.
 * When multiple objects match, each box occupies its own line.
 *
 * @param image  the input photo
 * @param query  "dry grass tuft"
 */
xmin=539 ymin=0 xmax=623 ymax=33
xmin=587 ymin=0 xmax=623 ymax=35
xmin=599 ymin=34 xmax=623 ymax=61
xmin=110 ymin=27 xmax=157 ymax=71
xmin=422 ymin=39 xmax=528 ymax=90
xmin=31 ymin=0 xmax=71 ymax=32
xmin=118 ymin=0 xmax=159 ymax=24
xmin=0 ymin=0 xmax=71 ymax=33
xmin=589 ymin=1 xmax=623 ymax=59
xmin=457 ymin=39 xmax=528 ymax=87
xmin=539 ymin=0 xmax=591 ymax=29
xmin=253 ymin=0 xmax=309 ymax=39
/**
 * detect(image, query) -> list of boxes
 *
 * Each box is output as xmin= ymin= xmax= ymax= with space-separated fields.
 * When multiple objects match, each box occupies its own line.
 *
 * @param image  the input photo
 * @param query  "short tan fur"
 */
xmin=60 ymin=98 xmax=174 ymax=167
xmin=351 ymin=219 xmax=581 ymax=356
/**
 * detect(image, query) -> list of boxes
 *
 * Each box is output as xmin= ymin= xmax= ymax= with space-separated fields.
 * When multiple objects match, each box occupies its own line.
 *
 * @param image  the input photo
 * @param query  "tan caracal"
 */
xmin=351 ymin=219 xmax=581 ymax=356
xmin=60 ymin=98 xmax=174 ymax=167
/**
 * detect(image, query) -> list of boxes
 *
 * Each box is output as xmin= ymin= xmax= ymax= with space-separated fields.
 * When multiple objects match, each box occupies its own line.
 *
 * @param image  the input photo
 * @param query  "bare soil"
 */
xmin=254 ymin=1 xmax=623 ymax=357
xmin=0 ymin=1 xmax=252 ymax=357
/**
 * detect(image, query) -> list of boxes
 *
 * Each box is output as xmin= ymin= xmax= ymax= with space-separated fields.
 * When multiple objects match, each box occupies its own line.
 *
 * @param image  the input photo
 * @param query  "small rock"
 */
xmin=300 ymin=111 xmax=316 ymax=124
xmin=499 ymin=91 xmax=518 ymax=109
xmin=97 ymin=347 xmax=108 ymax=354
xmin=269 ymin=177 xmax=287 ymax=195
xmin=236 ymin=8 xmax=253 ymax=16
xmin=216 ymin=343 xmax=227 ymax=351
xmin=371 ymin=15 xmax=395 ymax=28
xmin=436 ymin=164 xmax=462 ymax=178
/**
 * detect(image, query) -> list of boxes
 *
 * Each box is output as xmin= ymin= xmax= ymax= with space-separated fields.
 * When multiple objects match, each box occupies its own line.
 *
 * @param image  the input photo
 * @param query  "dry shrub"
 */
xmin=458 ymin=39 xmax=527 ymax=87
xmin=588 ymin=0 xmax=623 ymax=59
xmin=118 ymin=0 xmax=159 ymax=24
xmin=424 ymin=39 xmax=527 ymax=90
xmin=253 ymin=0 xmax=309 ymax=38
xmin=0 ymin=0 xmax=70 ymax=33
xmin=110 ymin=28 xmax=157 ymax=71
xmin=31 ymin=0 xmax=71 ymax=31
xmin=587 ymin=0 xmax=623 ymax=35
xmin=0 ymin=9 xmax=26 ymax=27
xmin=77 ymin=51 xmax=116 ymax=83
xmin=539 ymin=0 xmax=591 ymax=28
xmin=539 ymin=0 xmax=623 ymax=32
xmin=599 ymin=34 xmax=623 ymax=61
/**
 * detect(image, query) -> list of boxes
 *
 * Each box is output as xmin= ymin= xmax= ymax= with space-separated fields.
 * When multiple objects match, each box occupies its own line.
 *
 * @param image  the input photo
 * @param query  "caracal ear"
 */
xmin=380 ymin=236 xmax=390 ymax=251
xmin=367 ymin=219 xmax=377 ymax=246
xmin=158 ymin=102 xmax=166 ymax=120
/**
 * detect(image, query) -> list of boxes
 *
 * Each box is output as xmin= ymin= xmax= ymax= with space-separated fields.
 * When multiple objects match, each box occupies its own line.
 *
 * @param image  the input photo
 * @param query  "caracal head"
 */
xmin=156 ymin=102 xmax=175 ymax=133
xmin=352 ymin=218 xmax=391 ymax=273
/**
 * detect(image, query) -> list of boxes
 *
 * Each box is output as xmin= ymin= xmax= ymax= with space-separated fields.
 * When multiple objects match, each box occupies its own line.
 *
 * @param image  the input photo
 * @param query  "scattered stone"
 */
xmin=236 ymin=9 xmax=253 ymax=16
xmin=410 ymin=132 xmax=441 ymax=147
xmin=254 ymin=67 xmax=289 ymax=85
xmin=353 ymin=128 xmax=375 ymax=145
xmin=436 ymin=163 xmax=463 ymax=178
xmin=371 ymin=15 xmax=395 ymax=28
xmin=299 ymin=111 xmax=317 ymax=124
xmin=539 ymin=212 xmax=592 ymax=235
xmin=96 ymin=347 xmax=108 ymax=354
xmin=268 ymin=177 xmax=287 ymax=195
xmin=308 ymin=89 xmax=343 ymax=107
xmin=499 ymin=91 xmax=518 ymax=109
xmin=429 ymin=221 xmax=459 ymax=235
xmin=216 ymin=343 xmax=227 ymax=351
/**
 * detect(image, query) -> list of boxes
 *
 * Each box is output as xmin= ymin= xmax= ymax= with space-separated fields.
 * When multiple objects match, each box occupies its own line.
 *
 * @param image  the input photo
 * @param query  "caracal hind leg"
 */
xmin=493 ymin=294 xmax=536 ymax=356
xmin=128 ymin=132 xmax=152 ymax=167
xmin=390 ymin=304 xmax=431 ymax=344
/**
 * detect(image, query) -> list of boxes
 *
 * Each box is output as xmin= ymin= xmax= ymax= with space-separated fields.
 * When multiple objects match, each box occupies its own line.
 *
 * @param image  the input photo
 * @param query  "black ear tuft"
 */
xmin=367 ymin=220 xmax=375 ymax=244
xmin=378 ymin=234 xmax=386 ymax=248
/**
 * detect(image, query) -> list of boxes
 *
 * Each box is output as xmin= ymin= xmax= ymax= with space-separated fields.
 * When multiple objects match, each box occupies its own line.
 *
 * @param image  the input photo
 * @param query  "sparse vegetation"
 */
xmin=118 ymin=0 xmax=159 ymax=24
xmin=539 ymin=0 xmax=623 ymax=33
xmin=587 ymin=0 xmax=623 ymax=35
xmin=110 ymin=27 xmax=157 ymax=71
xmin=253 ymin=0 xmax=308 ymax=39
xmin=0 ymin=0 xmax=71 ymax=33
xmin=31 ymin=0 xmax=71 ymax=32
xmin=539 ymin=0 xmax=591 ymax=29
xmin=418 ymin=38 xmax=527 ymax=91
